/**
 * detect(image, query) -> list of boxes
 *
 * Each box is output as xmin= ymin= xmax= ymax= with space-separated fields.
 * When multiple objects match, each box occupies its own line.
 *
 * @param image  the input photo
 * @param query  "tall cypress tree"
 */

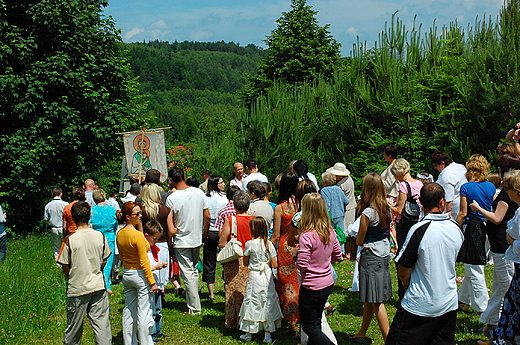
xmin=242 ymin=0 xmax=341 ymax=106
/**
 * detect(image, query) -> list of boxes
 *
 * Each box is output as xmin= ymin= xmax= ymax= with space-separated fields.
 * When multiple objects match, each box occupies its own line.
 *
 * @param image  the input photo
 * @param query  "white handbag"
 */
xmin=217 ymin=216 xmax=243 ymax=263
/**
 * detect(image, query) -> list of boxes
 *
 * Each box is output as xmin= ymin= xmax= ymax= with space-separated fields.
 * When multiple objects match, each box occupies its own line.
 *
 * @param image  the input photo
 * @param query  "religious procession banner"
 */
xmin=122 ymin=128 xmax=168 ymax=182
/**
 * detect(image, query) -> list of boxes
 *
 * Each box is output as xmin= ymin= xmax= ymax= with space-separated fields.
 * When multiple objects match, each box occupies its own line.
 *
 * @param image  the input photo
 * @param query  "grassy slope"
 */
xmin=1 ymin=235 xmax=490 ymax=345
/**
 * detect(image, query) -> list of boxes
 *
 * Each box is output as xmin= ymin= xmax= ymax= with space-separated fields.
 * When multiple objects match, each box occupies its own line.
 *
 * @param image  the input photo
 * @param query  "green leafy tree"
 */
xmin=242 ymin=0 xmax=341 ymax=105
xmin=0 ymin=0 xmax=142 ymax=234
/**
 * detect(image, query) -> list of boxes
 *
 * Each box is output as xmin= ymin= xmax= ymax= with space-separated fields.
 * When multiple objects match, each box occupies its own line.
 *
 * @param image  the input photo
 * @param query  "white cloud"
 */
xmin=124 ymin=27 xmax=144 ymax=41
xmin=346 ymin=27 xmax=358 ymax=36
xmin=151 ymin=20 xmax=168 ymax=29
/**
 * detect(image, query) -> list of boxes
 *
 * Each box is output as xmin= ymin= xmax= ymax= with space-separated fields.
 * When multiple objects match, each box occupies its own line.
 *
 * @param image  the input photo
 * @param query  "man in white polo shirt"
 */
xmin=386 ymin=183 xmax=464 ymax=345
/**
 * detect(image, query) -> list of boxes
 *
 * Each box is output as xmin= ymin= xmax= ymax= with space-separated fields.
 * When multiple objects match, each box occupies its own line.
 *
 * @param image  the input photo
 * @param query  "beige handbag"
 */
xmin=217 ymin=216 xmax=243 ymax=263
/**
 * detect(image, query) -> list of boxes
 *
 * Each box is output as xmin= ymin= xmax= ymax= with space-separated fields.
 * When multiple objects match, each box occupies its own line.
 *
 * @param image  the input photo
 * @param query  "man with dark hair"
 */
xmin=199 ymin=169 xmax=211 ymax=193
xmin=135 ymin=169 xmax=168 ymax=205
xmin=293 ymin=160 xmax=320 ymax=191
xmin=166 ymin=168 xmax=210 ymax=314
xmin=44 ymin=187 xmax=69 ymax=260
xmin=241 ymin=159 xmax=268 ymax=191
xmin=57 ymin=201 xmax=112 ymax=345
xmin=431 ymin=150 xmax=467 ymax=219
xmin=121 ymin=183 xmax=141 ymax=203
xmin=386 ymin=183 xmax=464 ymax=345
xmin=145 ymin=169 xmax=162 ymax=184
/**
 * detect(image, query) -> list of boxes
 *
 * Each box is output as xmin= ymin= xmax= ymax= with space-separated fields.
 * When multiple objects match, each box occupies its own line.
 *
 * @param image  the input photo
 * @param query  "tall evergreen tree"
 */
xmin=0 ymin=0 xmax=141 ymax=233
xmin=242 ymin=0 xmax=341 ymax=105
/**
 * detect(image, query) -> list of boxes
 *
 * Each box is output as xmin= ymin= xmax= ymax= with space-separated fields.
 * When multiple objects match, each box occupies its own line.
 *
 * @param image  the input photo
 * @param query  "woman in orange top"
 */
xmin=270 ymin=172 xmax=300 ymax=335
xmin=219 ymin=190 xmax=255 ymax=329
xmin=116 ymin=202 xmax=159 ymax=345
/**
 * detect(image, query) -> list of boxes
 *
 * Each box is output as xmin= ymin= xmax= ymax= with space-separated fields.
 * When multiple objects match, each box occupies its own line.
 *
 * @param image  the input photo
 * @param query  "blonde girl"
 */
xmin=295 ymin=193 xmax=342 ymax=345
xmin=350 ymin=173 xmax=392 ymax=343
xmin=239 ymin=217 xmax=282 ymax=343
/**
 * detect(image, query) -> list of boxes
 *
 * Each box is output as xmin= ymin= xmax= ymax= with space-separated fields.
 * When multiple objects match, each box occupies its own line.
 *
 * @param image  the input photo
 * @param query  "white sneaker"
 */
xmin=240 ymin=333 xmax=252 ymax=342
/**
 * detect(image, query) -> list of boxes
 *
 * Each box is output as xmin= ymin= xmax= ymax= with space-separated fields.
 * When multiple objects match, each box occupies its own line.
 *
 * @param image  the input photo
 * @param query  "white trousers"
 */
xmin=479 ymin=252 xmax=514 ymax=325
xmin=350 ymin=246 xmax=362 ymax=292
xmin=175 ymin=247 xmax=201 ymax=314
xmin=155 ymin=242 xmax=170 ymax=289
xmin=122 ymin=269 xmax=154 ymax=345
xmin=458 ymin=263 xmax=489 ymax=312
xmin=51 ymin=226 xmax=64 ymax=260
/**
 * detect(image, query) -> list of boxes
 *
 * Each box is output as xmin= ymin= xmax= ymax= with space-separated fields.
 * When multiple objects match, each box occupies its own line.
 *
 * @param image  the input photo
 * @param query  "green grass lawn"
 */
xmin=0 ymin=234 xmax=491 ymax=345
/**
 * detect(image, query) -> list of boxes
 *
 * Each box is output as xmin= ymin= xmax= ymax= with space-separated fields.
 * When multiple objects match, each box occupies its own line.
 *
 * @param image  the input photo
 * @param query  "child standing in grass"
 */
xmin=143 ymin=220 xmax=169 ymax=342
xmin=239 ymin=217 xmax=282 ymax=343
xmin=57 ymin=201 xmax=112 ymax=345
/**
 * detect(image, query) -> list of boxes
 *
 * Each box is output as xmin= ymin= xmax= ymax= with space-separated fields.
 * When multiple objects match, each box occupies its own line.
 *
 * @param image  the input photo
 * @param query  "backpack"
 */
xmin=401 ymin=182 xmax=421 ymax=226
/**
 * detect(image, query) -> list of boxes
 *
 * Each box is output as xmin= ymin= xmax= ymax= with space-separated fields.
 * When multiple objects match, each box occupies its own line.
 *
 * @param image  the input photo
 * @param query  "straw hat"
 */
xmin=326 ymin=162 xmax=350 ymax=176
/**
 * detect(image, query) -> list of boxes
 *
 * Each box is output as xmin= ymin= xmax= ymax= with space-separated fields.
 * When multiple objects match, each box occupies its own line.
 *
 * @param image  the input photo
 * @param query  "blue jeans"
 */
xmin=0 ymin=235 xmax=6 ymax=262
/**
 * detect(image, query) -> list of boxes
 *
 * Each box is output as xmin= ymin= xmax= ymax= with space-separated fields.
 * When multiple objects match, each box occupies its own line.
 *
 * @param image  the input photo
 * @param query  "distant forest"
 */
xmin=123 ymin=40 xmax=265 ymax=144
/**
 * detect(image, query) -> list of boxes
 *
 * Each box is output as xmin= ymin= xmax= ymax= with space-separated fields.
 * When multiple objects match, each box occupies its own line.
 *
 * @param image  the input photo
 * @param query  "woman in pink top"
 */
xmin=295 ymin=193 xmax=342 ymax=345
xmin=389 ymin=158 xmax=423 ymax=299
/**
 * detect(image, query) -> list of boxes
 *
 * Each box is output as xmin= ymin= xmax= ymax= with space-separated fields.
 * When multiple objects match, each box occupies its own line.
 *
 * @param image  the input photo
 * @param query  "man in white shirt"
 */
xmin=432 ymin=150 xmax=467 ymax=219
xmin=83 ymin=179 xmax=96 ymax=206
xmin=241 ymin=159 xmax=268 ymax=191
xmin=166 ymin=168 xmax=210 ymax=314
xmin=386 ymin=183 xmax=464 ymax=345
xmin=44 ymin=187 xmax=69 ymax=260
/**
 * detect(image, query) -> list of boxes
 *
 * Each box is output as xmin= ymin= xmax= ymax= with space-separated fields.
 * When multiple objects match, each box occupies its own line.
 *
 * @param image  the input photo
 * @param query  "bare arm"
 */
xmin=270 ymin=205 xmax=282 ymax=245
xmin=390 ymin=191 xmax=406 ymax=215
xmin=203 ymin=208 xmax=210 ymax=243
xmin=242 ymin=255 xmax=249 ymax=267
xmin=218 ymin=218 xmax=231 ymax=248
xmin=398 ymin=265 xmax=412 ymax=291
xmin=269 ymin=256 xmax=278 ymax=269
xmin=456 ymin=195 xmax=468 ymax=225
xmin=61 ymin=264 xmax=71 ymax=280
xmin=356 ymin=214 xmax=370 ymax=246
xmin=469 ymin=200 xmax=508 ymax=225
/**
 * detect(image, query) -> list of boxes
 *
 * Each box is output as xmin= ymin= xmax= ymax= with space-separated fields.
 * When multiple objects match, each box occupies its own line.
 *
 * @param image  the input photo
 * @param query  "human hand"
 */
xmin=150 ymin=283 xmax=159 ymax=293
xmin=506 ymin=233 xmax=516 ymax=246
xmin=468 ymin=201 xmax=480 ymax=211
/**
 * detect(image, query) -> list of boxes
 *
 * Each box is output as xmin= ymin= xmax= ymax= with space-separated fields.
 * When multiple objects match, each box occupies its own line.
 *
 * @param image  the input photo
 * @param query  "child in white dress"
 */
xmin=239 ymin=217 xmax=283 ymax=343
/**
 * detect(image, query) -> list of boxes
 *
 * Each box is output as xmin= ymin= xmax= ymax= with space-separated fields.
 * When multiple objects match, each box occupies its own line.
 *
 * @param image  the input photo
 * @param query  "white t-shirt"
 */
xmin=396 ymin=213 xmax=463 ymax=317
xmin=436 ymin=163 xmax=467 ymax=219
xmin=241 ymin=172 xmax=268 ymax=191
xmin=207 ymin=191 xmax=228 ymax=232
xmin=166 ymin=187 xmax=208 ymax=248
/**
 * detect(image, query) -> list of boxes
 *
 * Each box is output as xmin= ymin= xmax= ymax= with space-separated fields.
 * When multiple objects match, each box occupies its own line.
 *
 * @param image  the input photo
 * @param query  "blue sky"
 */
xmin=103 ymin=0 xmax=504 ymax=56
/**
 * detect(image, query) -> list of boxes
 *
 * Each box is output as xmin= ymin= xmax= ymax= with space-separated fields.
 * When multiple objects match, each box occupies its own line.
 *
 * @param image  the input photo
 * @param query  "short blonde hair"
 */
xmin=321 ymin=172 xmax=336 ymax=187
xmin=93 ymin=188 xmax=106 ymax=204
xmin=390 ymin=158 xmax=410 ymax=178
xmin=466 ymin=154 xmax=490 ymax=182
xmin=503 ymin=170 xmax=520 ymax=193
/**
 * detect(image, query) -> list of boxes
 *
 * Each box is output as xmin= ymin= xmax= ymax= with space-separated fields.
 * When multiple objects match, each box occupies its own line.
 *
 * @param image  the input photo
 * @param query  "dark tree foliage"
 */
xmin=0 ymin=0 xmax=140 ymax=234
xmin=124 ymin=40 xmax=265 ymax=93
xmin=242 ymin=0 xmax=341 ymax=106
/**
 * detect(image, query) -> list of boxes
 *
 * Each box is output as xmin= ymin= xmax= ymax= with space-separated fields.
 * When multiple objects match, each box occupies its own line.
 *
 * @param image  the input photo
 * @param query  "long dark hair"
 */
xmin=206 ymin=175 xmax=223 ymax=197
xmin=277 ymin=172 xmax=299 ymax=204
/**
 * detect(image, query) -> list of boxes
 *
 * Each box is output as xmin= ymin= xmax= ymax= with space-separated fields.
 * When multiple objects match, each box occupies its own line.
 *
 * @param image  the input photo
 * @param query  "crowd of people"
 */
xmin=37 ymin=131 xmax=520 ymax=345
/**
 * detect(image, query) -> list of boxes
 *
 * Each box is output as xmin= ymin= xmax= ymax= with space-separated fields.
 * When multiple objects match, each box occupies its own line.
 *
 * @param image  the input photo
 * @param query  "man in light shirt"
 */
xmin=44 ymin=187 xmax=69 ymax=260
